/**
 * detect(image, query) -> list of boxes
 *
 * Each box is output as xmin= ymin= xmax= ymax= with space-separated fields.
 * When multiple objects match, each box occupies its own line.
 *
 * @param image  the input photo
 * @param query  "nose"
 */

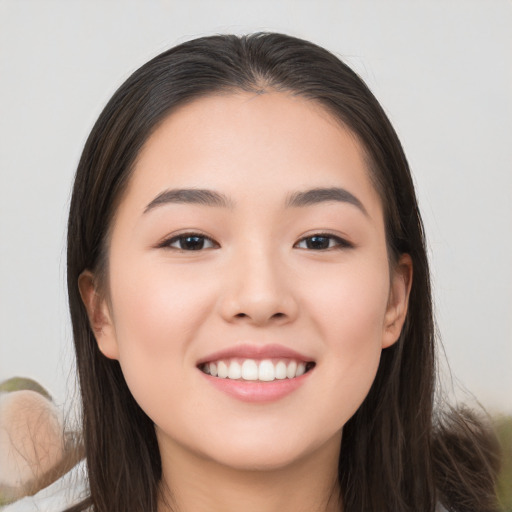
xmin=218 ymin=245 xmax=299 ymax=326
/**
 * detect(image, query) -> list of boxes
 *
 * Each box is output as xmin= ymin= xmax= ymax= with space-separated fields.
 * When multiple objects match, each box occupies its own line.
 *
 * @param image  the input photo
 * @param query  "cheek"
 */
xmin=306 ymin=258 xmax=390 ymax=344
xmin=110 ymin=258 xmax=214 ymax=349
xmin=107 ymin=260 xmax=216 ymax=402
xmin=303 ymin=259 xmax=389 ymax=416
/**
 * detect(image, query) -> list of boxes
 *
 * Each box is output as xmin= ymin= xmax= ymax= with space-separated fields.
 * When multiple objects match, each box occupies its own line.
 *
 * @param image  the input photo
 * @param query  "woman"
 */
xmin=7 ymin=32 xmax=500 ymax=512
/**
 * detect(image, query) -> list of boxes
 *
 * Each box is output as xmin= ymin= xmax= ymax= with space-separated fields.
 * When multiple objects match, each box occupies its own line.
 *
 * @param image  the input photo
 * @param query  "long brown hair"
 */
xmin=66 ymin=33 xmax=500 ymax=511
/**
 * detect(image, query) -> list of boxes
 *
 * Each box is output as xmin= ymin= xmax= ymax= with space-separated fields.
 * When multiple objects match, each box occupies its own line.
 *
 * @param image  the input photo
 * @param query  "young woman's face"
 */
xmin=85 ymin=92 xmax=411 ymax=471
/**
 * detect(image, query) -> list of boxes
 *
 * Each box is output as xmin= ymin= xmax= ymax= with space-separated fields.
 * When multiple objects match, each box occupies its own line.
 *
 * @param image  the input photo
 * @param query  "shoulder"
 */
xmin=1 ymin=460 xmax=89 ymax=512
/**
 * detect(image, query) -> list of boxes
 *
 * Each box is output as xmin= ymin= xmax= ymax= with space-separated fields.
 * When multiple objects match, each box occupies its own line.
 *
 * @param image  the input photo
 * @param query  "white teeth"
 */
xmin=203 ymin=358 xmax=312 ymax=381
xmin=286 ymin=361 xmax=297 ymax=379
xmin=275 ymin=361 xmax=287 ymax=380
xmin=217 ymin=361 xmax=228 ymax=378
xmin=228 ymin=361 xmax=242 ymax=379
xmin=241 ymin=359 xmax=259 ymax=380
xmin=258 ymin=360 xmax=275 ymax=381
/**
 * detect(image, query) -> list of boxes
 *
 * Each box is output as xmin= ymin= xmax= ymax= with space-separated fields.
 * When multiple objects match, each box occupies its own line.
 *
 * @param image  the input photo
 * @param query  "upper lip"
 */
xmin=196 ymin=343 xmax=314 ymax=366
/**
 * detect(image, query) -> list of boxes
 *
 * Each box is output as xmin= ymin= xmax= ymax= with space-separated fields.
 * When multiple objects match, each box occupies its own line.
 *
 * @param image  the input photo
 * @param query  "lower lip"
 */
xmin=201 ymin=370 xmax=312 ymax=403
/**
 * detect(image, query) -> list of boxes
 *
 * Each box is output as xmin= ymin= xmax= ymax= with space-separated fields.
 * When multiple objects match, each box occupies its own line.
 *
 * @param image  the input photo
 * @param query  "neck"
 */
xmin=157 ymin=434 xmax=342 ymax=512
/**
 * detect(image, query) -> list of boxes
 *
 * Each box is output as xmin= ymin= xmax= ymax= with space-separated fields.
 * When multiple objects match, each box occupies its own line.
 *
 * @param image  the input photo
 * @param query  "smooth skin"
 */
xmin=80 ymin=91 xmax=412 ymax=512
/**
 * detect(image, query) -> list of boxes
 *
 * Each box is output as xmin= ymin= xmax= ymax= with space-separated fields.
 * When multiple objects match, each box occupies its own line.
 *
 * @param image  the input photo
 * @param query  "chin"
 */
xmin=204 ymin=442 xmax=309 ymax=472
xmin=195 ymin=423 xmax=341 ymax=474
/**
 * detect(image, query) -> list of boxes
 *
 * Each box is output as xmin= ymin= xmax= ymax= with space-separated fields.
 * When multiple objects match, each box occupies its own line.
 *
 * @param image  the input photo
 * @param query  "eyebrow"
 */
xmin=144 ymin=186 xmax=367 ymax=216
xmin=285 ymin=187 xmax=368 ymax=215
xmin=144 ymin=188 xmax=233 ymax=213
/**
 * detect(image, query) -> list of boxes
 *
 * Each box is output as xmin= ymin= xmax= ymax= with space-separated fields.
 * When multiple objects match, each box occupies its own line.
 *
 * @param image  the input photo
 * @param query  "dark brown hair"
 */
xmin=66 ymin=33 xmax=500 ymax=511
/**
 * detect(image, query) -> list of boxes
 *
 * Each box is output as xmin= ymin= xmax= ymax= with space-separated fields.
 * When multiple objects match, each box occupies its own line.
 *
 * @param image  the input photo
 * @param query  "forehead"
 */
xmin=122 ymin=91 xmax=383 ymax=220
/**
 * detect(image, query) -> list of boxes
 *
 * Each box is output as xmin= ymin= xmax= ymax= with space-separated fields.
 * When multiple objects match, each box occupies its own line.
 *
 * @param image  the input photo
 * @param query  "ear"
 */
xmin=78 ymin=270 xmax=120 ymax=360
xmin=382 ymin=254 xmax=413 ymax=349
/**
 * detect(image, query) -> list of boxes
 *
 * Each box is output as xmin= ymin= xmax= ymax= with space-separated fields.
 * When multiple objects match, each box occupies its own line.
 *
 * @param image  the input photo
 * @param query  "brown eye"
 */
xmin=295 ymin=234 xmax=352 ymax=250
xmin=165 ymin=234 xmax=218 ymax=251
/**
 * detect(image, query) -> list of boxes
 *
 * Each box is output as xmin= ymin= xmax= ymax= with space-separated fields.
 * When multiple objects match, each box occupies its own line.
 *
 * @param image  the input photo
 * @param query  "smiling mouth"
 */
xmin=199 ymin=358 xmax=316 ymax=382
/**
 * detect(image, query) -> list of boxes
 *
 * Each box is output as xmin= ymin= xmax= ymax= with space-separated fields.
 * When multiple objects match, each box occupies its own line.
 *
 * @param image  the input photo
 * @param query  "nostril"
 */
xmin=230 ymin=311 xmax=289 ymax=324
xmin=234 ymin=312 xmax=285 ymax=319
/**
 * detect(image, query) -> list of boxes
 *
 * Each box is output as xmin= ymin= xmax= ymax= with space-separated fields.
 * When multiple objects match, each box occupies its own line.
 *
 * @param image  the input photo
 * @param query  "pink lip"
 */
xmin=197 ymin=343 xmax=315 ymax=403
xmin=200 ymin=370 xmax=313 ymax=403
xmin=196 ymin=343 xmax=314 ymax=366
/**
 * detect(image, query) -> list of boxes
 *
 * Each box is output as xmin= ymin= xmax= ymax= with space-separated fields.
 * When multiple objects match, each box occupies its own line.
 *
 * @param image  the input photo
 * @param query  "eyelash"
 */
xmin=159 ymin=232 xmax=353 ymax=252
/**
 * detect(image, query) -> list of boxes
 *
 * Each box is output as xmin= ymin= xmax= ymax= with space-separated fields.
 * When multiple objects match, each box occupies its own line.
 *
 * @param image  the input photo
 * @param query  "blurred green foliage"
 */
xmin=0 ymin=376 xmax=52 ymax=400
xmin=495 ymin=415 xmax=512 ymax=511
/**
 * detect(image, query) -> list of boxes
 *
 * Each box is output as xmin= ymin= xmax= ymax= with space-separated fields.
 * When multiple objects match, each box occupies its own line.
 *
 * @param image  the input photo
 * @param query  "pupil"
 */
xmin=307 ymin=236 xmax=329 ymax=249
xmin=182 ymin=236 xmax=204 ymax=250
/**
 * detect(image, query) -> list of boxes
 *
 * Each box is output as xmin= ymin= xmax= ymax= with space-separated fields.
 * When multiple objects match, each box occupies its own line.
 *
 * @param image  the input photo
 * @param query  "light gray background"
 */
xmin=1 ymin=1 xmax=511 ymax=414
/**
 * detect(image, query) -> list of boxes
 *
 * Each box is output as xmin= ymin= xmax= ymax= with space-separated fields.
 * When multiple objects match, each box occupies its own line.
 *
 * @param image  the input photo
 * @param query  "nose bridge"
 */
xmin=220 ymin=237 xmax=297 ymax=325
